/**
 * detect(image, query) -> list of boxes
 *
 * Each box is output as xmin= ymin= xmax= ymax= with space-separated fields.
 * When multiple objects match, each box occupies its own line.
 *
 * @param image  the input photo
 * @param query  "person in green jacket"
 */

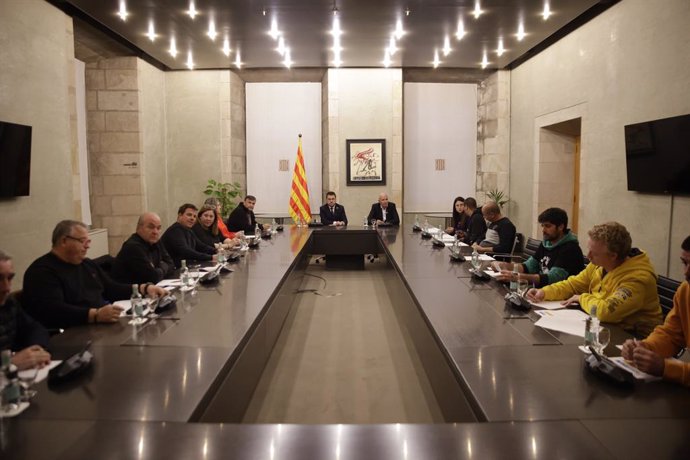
xmin=527 ymin=221 xmax=662 ymax=337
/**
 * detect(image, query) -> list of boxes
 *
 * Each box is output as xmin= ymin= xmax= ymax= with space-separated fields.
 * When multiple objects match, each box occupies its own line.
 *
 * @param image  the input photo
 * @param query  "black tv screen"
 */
xmin=0 ymin=120 xmax=32 ymax=197
xmin=624 ymin=114 xmax=690 ymax=194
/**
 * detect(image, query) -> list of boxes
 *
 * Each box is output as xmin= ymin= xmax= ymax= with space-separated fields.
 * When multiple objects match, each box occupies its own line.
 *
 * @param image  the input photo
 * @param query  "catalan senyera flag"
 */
xmin=288 ymin=134 xmax=312 ymax=224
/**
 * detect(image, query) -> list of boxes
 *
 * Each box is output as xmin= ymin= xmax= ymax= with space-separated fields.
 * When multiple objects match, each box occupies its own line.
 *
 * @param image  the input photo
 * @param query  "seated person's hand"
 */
xmin=632 ymin=345 xmax=665 ymax=376
xmin=335 ymin=221 xmax=345 ymax=226
xmin=211 ymin=254 xmax=219 ymax=263
xmin=560 ymin=294 xmax=580 ymax=307
xmin=96 ymin=304 xmax=124 ymax=323
xmin=445 ymin=227 xmax=454 ymax=234
xmin=263 ymin=224 xmax=271 ymax=231
xmin=145 ymin=285 xmax=168 ymax=298
xmin=525 ymin=288 xmax=544 ymax=302
xmin=11 ymin=345 xmax=51 ymax=371
xmin=620 ymin=339 xmax=637 ymax=360
xmin=495 ymin=270 xmax=515 ymax=282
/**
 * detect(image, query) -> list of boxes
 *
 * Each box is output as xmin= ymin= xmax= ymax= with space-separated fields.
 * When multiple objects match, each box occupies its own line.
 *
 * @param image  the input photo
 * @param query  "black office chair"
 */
xmin=490 ymin=235 xmax=523 ymax=263
xmin=93 ymin=254 xmax=116 ymax=273
xmin=523 ymin=237 xmax=542 ymax=258
xmin=658 ymin=275 xmax=681 ymax=319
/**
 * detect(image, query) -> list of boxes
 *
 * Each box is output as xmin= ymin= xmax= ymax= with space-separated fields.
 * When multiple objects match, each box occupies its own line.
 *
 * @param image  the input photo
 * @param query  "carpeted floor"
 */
xmin=242 ymin=262 xmax=444 ymax=424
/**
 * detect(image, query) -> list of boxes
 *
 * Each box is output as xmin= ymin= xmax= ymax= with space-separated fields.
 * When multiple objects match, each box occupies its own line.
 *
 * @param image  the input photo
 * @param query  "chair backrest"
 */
xmin=524 ymin=237 xmax=541 ymax=258
xmin=657 ymin=275 xmax=681 ymax=318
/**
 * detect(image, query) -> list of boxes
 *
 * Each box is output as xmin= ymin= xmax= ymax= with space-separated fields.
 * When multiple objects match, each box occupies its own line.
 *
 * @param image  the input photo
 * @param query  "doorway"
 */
xmin=535 ymin=118 xmax=581 ymax=236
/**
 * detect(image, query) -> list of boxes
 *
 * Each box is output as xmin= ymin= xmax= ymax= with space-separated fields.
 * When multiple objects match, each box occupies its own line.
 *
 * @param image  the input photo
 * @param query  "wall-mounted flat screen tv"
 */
xmin=0 ymin=120 xmax=32 ymax=197
xmin=624 ymin=113 xmax=690 ymax=195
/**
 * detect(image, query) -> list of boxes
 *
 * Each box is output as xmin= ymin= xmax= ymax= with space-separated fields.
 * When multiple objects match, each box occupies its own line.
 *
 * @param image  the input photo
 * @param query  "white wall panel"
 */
xmin=246 ymin=83 xmax=322 ymax=215
xmin=404 ymin=83 xmax=477 ymax=213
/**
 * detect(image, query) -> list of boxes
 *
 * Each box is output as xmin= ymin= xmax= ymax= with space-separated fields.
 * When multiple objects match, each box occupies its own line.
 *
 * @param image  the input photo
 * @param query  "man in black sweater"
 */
xmin=473 ymin=201 xmax=516 ymax=254
xmin=226 ymin=195 xmax=268 ymax=235
xmin=112 ymin=212 xmax=175 ymax=284
xmin=367 ymin=192 xmax=400 ymax=226
xmin=0 ymin=250 xmax=51 ymax=370
xmin=459 ymin=197 xmax=487 ymax=245
xmin=162 ymin=203 xmax=217 ymax=268
xmin=23 ymin=220 xmax=167 ymax=330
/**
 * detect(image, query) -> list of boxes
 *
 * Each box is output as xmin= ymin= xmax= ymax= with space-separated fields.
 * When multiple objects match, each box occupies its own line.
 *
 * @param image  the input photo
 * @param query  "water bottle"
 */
xmin=255 ymin=222 xmax=260 ymax=235
xmin=180 ymin=259 xmax=192 ymax=289
xmin=584 ymin=306 xmax=598 ymax=348
xmin=131 ymin=284 xmax=144 ymax=320
xmin=423 ymin=219 xmax=429 ymax=232
xmin=2 ymin=365 xmax=20 ymax=410
xmin=471 ymin=248 xmax=480 ymax=271
xmin=363 ymin=216 xmax=368 ymax=228
xmin=453 ymin=234 xmax=459 ymax=253
xmin=414 ymin=214 xmax=420 ymax=228
xmin=510 ymin=263 xmax=519 ymax=292
xmin=217 ymin=248 xmax=226 ymax=265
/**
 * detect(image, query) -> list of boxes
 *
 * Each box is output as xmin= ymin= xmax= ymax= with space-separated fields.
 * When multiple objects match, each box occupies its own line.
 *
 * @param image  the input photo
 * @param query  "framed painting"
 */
xmin=346 ymin=139 xmax=386 ymax=185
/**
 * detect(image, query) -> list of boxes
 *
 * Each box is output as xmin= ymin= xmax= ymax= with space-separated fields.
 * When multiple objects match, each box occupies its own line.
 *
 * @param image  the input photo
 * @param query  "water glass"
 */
xmin=517 ymin=279 xmax=530 ymax=297
xmin=594 ymin=327 xmax=610 ymax=355
xmin=471 ymin=258 xmax=482 ymax=271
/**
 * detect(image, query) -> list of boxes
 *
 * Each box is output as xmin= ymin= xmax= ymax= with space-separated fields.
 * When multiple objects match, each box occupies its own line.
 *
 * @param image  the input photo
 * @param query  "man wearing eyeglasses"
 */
xmin=23 ymin=220 xmax=167 ymax=330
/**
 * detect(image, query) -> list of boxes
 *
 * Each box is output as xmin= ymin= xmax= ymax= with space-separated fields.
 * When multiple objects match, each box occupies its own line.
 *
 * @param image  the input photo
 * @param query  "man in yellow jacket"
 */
xmin=621 ymin=236 xmax=690 ymax=386
xmin=527 ymin=222 xmax=662 ymax=337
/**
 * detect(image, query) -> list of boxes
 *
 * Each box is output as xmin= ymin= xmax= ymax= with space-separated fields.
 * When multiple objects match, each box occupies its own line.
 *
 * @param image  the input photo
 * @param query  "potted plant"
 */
xmin=486 ymin=188 xmax=508 ymax=209
xmin=203 ymin=179 xmax=242 ymax=217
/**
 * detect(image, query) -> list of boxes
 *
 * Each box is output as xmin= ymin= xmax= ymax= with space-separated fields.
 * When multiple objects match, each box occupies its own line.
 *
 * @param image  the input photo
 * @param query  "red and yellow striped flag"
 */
xmin=288 ymin=134 xmax=312 ymax=224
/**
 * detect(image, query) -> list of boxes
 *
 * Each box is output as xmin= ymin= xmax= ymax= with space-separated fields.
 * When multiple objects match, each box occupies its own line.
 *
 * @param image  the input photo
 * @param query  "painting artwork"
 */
xmin=346 ymin=139 xmax=386 ymax=185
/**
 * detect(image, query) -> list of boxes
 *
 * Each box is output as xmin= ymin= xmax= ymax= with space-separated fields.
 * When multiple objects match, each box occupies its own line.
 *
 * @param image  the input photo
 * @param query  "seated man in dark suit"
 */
xmin=367 ymin=192 xmax=400 ymax=226
xmin=226 ymin=195 xmax=269 ymax=235
xmin=472 ymin=201 xmax=516 ymax=254
xmin=23 ymin=220 xmax=167 ymax=330
xmin=112 ymin=212 xmax=175 ymax=284
xmin=0 ymin=250 xmax=51 ymax=370
xmin=161 ymin=203 xmax=217 ymax=268
xmin=319 ymin=191 xmax=348 ymax=226
xmin=459 ymin=197 xmax=487 ymax=245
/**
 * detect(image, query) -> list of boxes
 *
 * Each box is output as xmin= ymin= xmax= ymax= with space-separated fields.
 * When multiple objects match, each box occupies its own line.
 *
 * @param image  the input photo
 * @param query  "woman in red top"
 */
xmin=204 ymin=198 xmax=240 ymax=240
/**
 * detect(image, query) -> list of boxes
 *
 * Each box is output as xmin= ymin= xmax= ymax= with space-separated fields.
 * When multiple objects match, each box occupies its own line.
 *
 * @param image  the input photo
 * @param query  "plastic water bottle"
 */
xmin=584 ymin=306 xmax=598 ymax=348
xmin=255 ymin=222 xmax=260 ymax=235
xmin=510 ymin=263 xmax=519 ymax=292
xmin=180 ymin=259 xmax=192 ymax=289
xmin=363 ymin=216 xmax=368 ymax=228
xmin=414 ymin=214 xmax=420 ymax=227
xmin=423 ymin=219 xmax=429 ymax=232
xmin=131 ymin=284 xmax=144 ymax=321
xmin=471 ymin=248 xmax=480 ymax=271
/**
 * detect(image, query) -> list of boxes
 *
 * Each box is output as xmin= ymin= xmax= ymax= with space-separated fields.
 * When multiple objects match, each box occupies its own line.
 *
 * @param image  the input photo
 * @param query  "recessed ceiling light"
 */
xmin=395 ymin=18 xmax=404 ymax=39
xmin=455 ymin=19 xmax=466 ymax=40
xmin=383 ymin=49 xmax=391 ymax=67
xmin=517 ymin=22 xmax=526 ymax=41
xmin=186 ymin=50 xmax=195 ymax=69
xmin=472 ymin=1 xmax=483 ymax=19
xmin=481 ymin=51 xmax=489 ymax=69
xmin=187 ymin=1 xmax=198 ymax=19
xmin=433 ymin=50 xmax=440 ymax=68
xmin=442 ymin=36 xmax=451 ymax=56
xmin=277 ymin=36 xmax=286 ymax=56
xmin=222 ymin=38 xmax=231 ymax=56
xmin=389 ymin=36 xmax=397 ymax=55
xmin=207 ymin=18 xmax=218 ymax=40
xmin=542 ymin=1 xmax=552 ymax=20
xmin=331 ymin=15 xmax=341 ymax=36
xmin=169 ymin=37 xmax=178 ymax=57
xmin=269 ymin=18 xmax=280 ymax=39
xmin=496 ymin=38 xmax=505 ymax=56
xmin=117 ymin=0 xmax=128 ymax=21
xmin=283 ymin=48 xmax=292 ymax=68
xmin=146 ymin=20 xmax=156 ymax=41
xmin=405 ymin=8 xmax=411 ymax=16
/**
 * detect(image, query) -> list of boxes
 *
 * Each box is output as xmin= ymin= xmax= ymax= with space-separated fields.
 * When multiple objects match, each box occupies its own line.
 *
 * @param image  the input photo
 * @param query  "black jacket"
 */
xmin=226 ymin=202 xmax=262 ymax=234
xmin=481 ymin=217 xmax=517 ymax=254
xmin=367 ymin=202 xmax=400 ymax=226
xmin=319 ymin=203 xmax=348 ymax=225
xmin=112 ymin=233 xmax=175 ymax=284
xmin=462 ymin=208 xmax=487 ymax=245
xmin=23 ymin=252 xmax=131 ymax=329
xmin=161 ymin=222 xmax=215 ymax=268
xmin=192 ymin=222 xmax=225 ymax=247
xmin=0 ymin=295 xmax=49 ymax=351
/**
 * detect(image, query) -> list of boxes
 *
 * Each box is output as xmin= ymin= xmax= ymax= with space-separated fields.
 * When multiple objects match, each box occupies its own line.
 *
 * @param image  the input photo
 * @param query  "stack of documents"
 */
xmin=534 ymin=309 xmax=588 ymax=337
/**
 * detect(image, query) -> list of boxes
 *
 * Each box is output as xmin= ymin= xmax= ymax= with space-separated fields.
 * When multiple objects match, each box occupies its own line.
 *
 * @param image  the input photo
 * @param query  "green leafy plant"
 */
xmin=203 ymin=179 xmax=243 ymax=217
xmin=486 ymin=188 xmax=508 ymax=209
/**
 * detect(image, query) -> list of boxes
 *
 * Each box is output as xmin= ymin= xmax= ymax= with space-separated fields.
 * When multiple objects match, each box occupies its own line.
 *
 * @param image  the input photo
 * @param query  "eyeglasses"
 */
xmin=65 ymin=235 xmax=91 ymax=245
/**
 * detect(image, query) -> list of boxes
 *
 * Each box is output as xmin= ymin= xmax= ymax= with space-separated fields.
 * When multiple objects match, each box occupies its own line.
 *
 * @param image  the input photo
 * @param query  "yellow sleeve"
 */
xmin=662 ymin=359 xmax=690 ymax=387
xmin=582 ymin=279 xmax=648 ymax=323
xmin=542 ymin=263 xmax=594 ymax=301
xmin=643 ymin=297 xmax=686 ymax=358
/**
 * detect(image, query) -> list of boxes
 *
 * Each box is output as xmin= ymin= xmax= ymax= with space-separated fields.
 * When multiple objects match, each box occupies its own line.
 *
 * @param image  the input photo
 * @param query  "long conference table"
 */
xmin=5 ymin=221 xmax=690 ymax=459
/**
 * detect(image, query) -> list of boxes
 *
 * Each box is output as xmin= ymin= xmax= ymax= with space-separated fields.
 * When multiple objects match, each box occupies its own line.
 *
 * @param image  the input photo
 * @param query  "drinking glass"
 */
xmin=594 ymin=327 xmax=610 ymax=355
xmin=19 ymin=367 xmax=40 ymax=401
xmin=471 ymin=257 xmax=482 ymax=271
xmin=517 ymin=279 xmax=530 ymax=297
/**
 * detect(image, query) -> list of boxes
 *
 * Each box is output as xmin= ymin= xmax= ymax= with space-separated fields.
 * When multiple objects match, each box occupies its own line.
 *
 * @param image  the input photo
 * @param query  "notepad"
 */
xmin=534 ymin=309 xmax=588 ymax=337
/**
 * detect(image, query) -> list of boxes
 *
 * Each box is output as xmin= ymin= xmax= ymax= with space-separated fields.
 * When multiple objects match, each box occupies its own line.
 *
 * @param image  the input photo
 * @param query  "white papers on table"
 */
xmin=478 ymin=254 xmax=495 ymax=261
xmin=529 ymin=300 xmax=567 ymax=310
xmin=157 ymin=279 xmax=183 ymax=288
xmin=482 ymin=269 xmax=502 ymax=279
xmin=609 ymin=357 xmax=662 ymax=382
xmin=18 ymin=360 xmax=62 ymax=384
xmin=534 ymin=309 xmax=588 ymax=337
xmin=114 ymin=299 xmax=152 ymax=317
xmin=201 ymin=264 xmax=221 ymax=272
